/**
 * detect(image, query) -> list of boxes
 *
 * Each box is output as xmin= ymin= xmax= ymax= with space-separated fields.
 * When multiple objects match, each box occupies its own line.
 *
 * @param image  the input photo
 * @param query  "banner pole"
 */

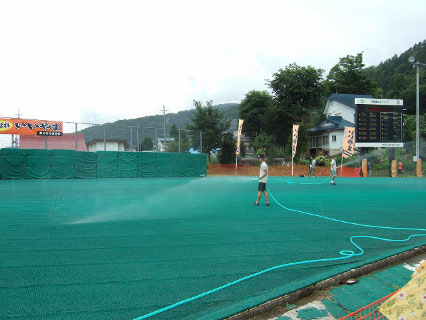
xmin=341 ymin=154 xmax=344 ymax=176
xmin=235 ymin=155 xmax=238 ymax=176
xmin=292 ymin=156 xmax=294 ymax=176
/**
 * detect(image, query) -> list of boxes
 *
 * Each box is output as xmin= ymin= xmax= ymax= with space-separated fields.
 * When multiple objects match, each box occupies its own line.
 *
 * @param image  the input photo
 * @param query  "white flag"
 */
xmin=236 ymin=119 xmax=244 ymax=155
xmin=292 ymin=124 xmax=299 ymax=158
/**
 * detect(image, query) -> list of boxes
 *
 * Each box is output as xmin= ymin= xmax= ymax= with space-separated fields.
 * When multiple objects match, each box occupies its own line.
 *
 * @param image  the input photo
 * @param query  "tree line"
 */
xmin=188 ymin=41 xmax=426 ymax=163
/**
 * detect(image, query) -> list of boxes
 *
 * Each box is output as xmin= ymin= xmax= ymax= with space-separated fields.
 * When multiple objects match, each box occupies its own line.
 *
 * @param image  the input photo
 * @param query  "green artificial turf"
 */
xmin=0 ymin=177 xmax=425 ymax=319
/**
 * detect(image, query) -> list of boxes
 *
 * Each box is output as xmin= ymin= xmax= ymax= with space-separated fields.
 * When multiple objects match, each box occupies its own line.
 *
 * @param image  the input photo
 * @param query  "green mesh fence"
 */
xmin=0 ymin=149 xmax=207 ymax=180
xmin=174 ymin=153 xmax=191 ymax=177
xmin=52 ymin=149 xmax=76 ymax=179
xmin=96 ymin=151 xmax=118 ymax=178
xmin=118 ymin=152 xmax=138 ymax=178
xmin=0 ymin=148 xmax=28 ymax=179
xmin=75 ymin=151 xmax=97 ymax=179
xmin=156 ymin=153 xmax=175 ymax=177
xmin=137 ymin=152 xmax=157 ymax=177
xmin=26 ymin=149 xmax=53 ymax=179
xmin=0 ymin=177 xmax=424 ymax=320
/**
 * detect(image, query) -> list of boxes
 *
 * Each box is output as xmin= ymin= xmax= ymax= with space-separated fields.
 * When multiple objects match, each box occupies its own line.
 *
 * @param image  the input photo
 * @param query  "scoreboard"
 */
xmin=355 ymin=98 xmax=403 ymax=147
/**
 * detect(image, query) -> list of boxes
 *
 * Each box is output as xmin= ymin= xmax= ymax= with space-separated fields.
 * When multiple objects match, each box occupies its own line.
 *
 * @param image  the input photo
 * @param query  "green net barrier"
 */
xmin=0 ymin=149 xmax=207 ymax=180
xmin=190 ymin=153 xmax=207 ymax=176
xmin=26 ymin=149 xmax=53 ymax=179
xmin=27 ymin=149 xmax=53 ymax=156
xmin=0 ymin=148 xmax=28 ymax=156
xmin=118 ymin=152 xmax=137 ymax=178
xmin=156 ymin=153 xmax=175 ymax=177
xmin=96 ymin=151 xmax=118 ymax=178
xmin=51 ymin=149 xmax=75 ymax=179
xmin=1 ymin=155 xmax=27 ymax=179
xmin=0 ymin=148 xmax=28 ymax=179
xmin=75 ymin=151 xmax=97 ymax=179
xmin=174 ymin=153 xmax=191 ymax=177
xmin=137 ymin=152 xmax=157 ymax=177
xmin=26 ymin=156 xmax=52 ymax=179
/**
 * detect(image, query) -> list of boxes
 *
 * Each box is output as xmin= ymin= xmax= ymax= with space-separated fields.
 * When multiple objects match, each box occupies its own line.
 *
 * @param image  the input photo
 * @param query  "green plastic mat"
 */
xmin=0 ymin=177 xmax=425 ymax=320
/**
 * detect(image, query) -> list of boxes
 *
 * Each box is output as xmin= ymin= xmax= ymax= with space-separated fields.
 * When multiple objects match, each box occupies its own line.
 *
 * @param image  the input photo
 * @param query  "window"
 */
xmin=332 ymin=135 xmax=337 ymax=142
xmin=322 ymin=136 xmax=329 ymax=145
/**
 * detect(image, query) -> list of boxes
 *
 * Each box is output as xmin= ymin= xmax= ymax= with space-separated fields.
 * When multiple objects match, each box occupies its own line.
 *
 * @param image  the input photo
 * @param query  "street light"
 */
xmin=408 ymin=56 xmax=426 ymax=161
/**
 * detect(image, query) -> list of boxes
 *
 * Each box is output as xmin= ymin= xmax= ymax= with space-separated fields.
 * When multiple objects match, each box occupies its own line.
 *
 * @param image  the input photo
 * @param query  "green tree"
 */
xmin=239 ymin=90 xmax=276 ymax=141
xmin=251 ymin=131 xmax=274 ymax=152
xmin=167 ymin=128 xmax=191 ymax=152
xmin=188 ymin=100 xmax=230 ymax=159
xmin=139 ymin=136 xmax=153 ymax=151
xmin=404 ymin=114 xmax=426 ymax=142
xmin=268 ymin=63 xmax=324 ymax=147
xmin=170 ymin=124 xmax=179 ymax=139
xmin=326 ymin=52 xmax=378 ymax=95
xmin=218 ymin=132 xmax=235 ymax=164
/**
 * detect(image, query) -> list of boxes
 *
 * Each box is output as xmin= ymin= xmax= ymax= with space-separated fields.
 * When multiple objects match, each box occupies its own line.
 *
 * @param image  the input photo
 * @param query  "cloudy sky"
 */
xmin=1 ymin=0 xmax=425 ymax=126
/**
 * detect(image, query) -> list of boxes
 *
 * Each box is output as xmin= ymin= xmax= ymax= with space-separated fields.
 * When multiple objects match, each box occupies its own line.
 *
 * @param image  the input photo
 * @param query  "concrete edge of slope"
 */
xmin=226 ymin=245 xmax=426 ymax=320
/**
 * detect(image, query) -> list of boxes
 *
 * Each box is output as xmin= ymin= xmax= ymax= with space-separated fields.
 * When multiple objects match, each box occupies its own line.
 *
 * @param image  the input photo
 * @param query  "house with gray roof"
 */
xmin=308 ymin=93 xmax=373 ymax=155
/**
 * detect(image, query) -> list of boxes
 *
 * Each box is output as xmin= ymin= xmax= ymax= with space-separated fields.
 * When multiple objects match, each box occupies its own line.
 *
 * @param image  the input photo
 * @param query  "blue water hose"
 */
xmin=134 ymin=180 xmax=426 ymax=320
xmin=273 ymin=175 xmax=331 ymax=185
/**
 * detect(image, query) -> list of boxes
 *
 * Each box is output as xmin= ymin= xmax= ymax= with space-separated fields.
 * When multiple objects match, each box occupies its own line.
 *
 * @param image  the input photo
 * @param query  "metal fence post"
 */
xmin=136 ymin=126 xmax=139 ymax=152
xmin=75 ymin=122 xmax=78 ymax=150
xmin=103 ymin=125 xmax=106 ymax=151
xmin=200 ymin=131 xmax=202 ymax=153
xmin=130 ymin=126 xmax=133 ymax=151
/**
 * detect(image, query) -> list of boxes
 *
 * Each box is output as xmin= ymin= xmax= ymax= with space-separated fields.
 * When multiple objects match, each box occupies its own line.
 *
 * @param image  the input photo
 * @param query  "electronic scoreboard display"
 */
xmin=355 ymin=98 xmax=403 ymax=148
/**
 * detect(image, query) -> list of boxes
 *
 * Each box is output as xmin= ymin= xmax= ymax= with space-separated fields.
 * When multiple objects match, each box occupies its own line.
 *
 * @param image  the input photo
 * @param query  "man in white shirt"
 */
xmin=331 ymin=155 xmax=337 ymax=185
xmin=254 ymin=154 xmax=270 ymax=206
xmin=308 ymin=156 xmax=316 ymax=177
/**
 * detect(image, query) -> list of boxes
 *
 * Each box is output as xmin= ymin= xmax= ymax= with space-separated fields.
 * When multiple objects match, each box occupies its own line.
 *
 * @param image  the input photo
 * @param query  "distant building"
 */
xmin=308 ymin=93 xmax=373 ymax=155
xmin=19 ymin=133 xmax=87 ymax=151
xmin=87 ymin=139 xmax=128 ymax=152
xmin=156 ymin=137 xmax=174 ymax=152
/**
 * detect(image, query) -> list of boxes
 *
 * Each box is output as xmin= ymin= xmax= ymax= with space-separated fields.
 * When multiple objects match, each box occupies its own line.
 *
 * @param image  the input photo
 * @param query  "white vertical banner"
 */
xmin=342 ymin=127 xmax=355 ymax=158
xmin=235 ymin=119 xmax=244 ymax=155
xmin=291 ymin=124 xmax=299 ymax=176
xmin=341 ymin=126 xmax=355 ymax=175
xmin=235 ymin=119 xmax=244 ymax=176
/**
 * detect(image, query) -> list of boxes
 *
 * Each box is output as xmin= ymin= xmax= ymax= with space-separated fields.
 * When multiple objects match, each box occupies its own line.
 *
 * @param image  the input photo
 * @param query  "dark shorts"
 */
xmin=258 ymin=182 xmax=266 ymax=192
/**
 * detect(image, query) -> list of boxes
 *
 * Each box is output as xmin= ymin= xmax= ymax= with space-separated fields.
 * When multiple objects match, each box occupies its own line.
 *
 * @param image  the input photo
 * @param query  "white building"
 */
xmin=156 ymin=137 xmax=174 ymax=152
xmin=308 ymin=93 xmax=372 ymax=155
xmin=87 ymin=139 xmax=128 ymax=152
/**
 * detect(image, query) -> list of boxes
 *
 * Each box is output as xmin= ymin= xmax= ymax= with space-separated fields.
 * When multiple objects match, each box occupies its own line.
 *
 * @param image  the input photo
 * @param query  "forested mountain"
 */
xmin=81 ymin=103 xmax=239 ymax=147
xmin=365 ymin=40 xmax=426 ymax=115
xmin=81 ymin=40 xmax=426 ymax=150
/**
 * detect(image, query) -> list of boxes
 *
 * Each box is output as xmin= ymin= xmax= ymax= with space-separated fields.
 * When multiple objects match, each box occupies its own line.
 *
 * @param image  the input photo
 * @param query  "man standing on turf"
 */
xmin=254 ymin=154 xmax=270 ymax=206
xmin=331 ymin=155 xmax=337 ymax=185
xmin=308 ymin=156 xmax=316 ymax=177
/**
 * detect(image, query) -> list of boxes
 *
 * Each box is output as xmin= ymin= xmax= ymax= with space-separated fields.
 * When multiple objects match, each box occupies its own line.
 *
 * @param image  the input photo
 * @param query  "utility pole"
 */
xmin=409 ymin=56 xmax=426 ymax=162
xmin=160 ymin=105 xmax=168 ymax=152
xmin=12 ymin=109 xmax=22 ymax=148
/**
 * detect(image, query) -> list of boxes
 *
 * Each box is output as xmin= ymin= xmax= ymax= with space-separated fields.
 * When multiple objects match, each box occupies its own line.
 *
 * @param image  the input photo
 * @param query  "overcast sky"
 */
xmin=1 ymin=0 xmax=425 ymax=126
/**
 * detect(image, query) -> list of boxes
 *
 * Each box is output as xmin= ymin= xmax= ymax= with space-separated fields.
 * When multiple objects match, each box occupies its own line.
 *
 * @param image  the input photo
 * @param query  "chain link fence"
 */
xmin=0 ymin=117 xmax=203 ymax=154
